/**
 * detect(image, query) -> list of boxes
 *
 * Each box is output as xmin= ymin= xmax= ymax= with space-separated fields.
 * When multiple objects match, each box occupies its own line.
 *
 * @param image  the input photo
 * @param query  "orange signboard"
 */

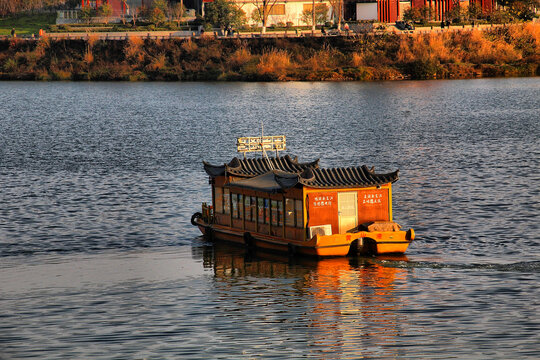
xmin=357 ymin=189 xmax=389 ymax=223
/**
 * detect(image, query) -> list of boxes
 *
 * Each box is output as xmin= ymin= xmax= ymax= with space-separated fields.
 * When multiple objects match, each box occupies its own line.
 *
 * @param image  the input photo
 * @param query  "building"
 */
xmin=80 ymin=0 xmax=145 ymax=16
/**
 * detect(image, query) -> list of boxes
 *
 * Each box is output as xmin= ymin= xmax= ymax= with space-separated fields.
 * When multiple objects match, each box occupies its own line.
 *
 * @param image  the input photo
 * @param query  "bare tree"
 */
xmin=250 ymin=0 xmax=279 ymax=34
xmin=327 ymin=0 xmax=343 ymax=30
xmin=170 ymin=1 xmax=185 ymax=27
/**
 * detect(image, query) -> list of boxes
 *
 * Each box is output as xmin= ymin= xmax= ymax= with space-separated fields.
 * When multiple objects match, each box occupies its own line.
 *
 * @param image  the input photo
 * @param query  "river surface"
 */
xmin=0 ymin=79 xmax=539 ymax=359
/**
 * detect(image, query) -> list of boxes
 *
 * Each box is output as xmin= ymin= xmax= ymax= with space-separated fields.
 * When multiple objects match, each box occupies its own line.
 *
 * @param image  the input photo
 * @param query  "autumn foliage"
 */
xmin=0 ymin=23 xmax=538 ymax=81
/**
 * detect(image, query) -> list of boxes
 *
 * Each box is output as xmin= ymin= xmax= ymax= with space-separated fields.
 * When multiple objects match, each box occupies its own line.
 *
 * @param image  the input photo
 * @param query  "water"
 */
xmin=0 ymin=79 xmax=538 ymax=359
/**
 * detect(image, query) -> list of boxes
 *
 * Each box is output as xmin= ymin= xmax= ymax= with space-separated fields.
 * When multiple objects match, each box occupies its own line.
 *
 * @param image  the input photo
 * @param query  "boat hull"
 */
xmin=194 ymin=218 xmax=413 ymax=257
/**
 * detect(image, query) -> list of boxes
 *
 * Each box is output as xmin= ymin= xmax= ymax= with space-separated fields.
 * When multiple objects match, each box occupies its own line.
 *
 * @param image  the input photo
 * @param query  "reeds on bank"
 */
xmin=0 ymin=23 xmax=538 ymax=81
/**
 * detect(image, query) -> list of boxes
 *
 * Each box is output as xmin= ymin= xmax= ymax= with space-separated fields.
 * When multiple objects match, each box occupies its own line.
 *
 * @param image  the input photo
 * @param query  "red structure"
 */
xmin=81 ymin=0 xmax=110 ymax=9
xmin=377 ymin=0 xmax=400 ymax=22
xmin=412 ymin=0 xmax=456 ymax=21
xmin=474 ymin=0 xmax=496 ymax=13
xmin=81 ymin=0 xmax=132 ymax=16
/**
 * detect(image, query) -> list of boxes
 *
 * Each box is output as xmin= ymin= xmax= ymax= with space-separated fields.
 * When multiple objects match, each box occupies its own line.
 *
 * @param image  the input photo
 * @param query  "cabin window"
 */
xmin=277 ymin=200 xmax=283 ymax=227
xmin=244 ymin=196 xmax=251 ymax=221
xmin=271 ymin=200 xmax=278 ymax=226
xmin=264 ymin=199 xmax=270 ymax=224
xmin=250 ymin=196 xmax=256 ymax=221
xmin=223 ymin=188 xmax=230 ymax=215
xmin=215 ymin=187 xmax=223 ymax=214
xmin=258 ymin=197 xmax=264 ymax=224
xmin=238 ymin=194 xmax=244 ymax=219
xmin=285 ymin=198 xmax=294 ymax=227
xmin=295 ymin=199 xmax=303 ymax=228
xmin=232 ymin=193 xmax=238 ymax=219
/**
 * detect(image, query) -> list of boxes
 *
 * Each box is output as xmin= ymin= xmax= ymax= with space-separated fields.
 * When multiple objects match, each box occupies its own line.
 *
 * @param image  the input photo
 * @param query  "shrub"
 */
xmin=124 ymin=36 xmax=145 ymax=64
xmin=351 ymin=52 xmax=364 ymax=67
xmin=256 ymin=48 xmax=292 ymax=79
xmin=2 ymin=57 xmax=17 ymax=72
xmin=146 ymin=53 xmax=168 ymax=71
xmin=228 ymin=47 xmax=252 ymax=68
xmin=405 ymin=59 xmax=439 ymax=79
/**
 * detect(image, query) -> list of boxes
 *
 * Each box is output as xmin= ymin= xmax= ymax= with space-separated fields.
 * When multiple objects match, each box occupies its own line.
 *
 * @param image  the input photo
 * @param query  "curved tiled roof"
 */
xmin=204 ymin=155 xmax=320 ymax=178
xmin=299 ymin=166 xmax=399 ymax=188
xmin=227 ymin=166 xmax=399 ymax=192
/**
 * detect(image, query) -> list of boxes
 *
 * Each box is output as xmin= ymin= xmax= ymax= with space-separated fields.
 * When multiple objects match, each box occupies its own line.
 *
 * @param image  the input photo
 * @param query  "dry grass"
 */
xmin=124 ymin=36 xmax=145 ymax=64
xmin=146 ymin=53 xmax=168 ymax=71
xmin=84 ymin=50 xmax=94 ymax=64
xmin=86 ymin=34 xmax=99 ymax=49
xmin=256 ymin=48 xmax=292 ymax=78
xmin=227 ymin=47 xmax=252 ymax=68
xmin=33 ymin=36 xmax=50 ymax=58
xmin=180 ymin=39 xmax=198 ymax=54
xmin=350 ymin=52 xmax=364 ymax=67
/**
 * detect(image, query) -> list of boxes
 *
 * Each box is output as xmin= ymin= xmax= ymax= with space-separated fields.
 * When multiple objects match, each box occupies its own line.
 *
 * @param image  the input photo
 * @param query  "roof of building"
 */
xmin=226 ymin=165 xmax=399 ymax=193
xmin=203 ymin=155 xmax=320 ymax=178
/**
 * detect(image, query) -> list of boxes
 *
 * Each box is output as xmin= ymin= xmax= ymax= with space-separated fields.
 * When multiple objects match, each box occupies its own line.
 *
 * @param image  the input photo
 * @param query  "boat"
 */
xmin=191 ymin=135 xmax=415 ymax=257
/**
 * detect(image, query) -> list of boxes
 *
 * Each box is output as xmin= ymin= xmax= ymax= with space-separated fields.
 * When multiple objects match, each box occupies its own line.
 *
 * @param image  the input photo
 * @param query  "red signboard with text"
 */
xmin=357 ymin=189 xmax=390 ymax=224
xmin=307 ymin=192 xmax=338 ymax=233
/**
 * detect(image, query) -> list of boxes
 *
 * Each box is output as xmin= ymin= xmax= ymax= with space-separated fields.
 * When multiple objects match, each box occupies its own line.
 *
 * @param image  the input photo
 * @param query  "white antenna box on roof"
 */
xmin=236 ymin=135 xmax=286 ymax=154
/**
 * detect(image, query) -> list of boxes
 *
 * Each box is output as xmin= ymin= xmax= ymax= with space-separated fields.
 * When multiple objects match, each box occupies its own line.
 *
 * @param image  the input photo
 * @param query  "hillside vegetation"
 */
xmin=0 ymin=23 xmax=538 ymax=81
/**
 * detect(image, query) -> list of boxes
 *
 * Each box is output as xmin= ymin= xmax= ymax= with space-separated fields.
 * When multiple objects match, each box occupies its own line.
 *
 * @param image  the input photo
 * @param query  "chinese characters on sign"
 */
xmin=313 ymin=195 xmax=334 ymax=207
xmin=362 ymin=193 xmax=383 ymax=205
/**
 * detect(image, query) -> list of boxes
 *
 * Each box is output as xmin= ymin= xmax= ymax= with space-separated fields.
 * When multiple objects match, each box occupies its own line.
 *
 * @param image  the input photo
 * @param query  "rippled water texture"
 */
xmin=0 ymin=79 xmax=539 ymax=359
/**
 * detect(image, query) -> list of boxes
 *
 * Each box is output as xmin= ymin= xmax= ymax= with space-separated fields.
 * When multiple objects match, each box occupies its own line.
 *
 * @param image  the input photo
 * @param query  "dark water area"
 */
xmin=0 ymin=79 xmax=539 ymax=359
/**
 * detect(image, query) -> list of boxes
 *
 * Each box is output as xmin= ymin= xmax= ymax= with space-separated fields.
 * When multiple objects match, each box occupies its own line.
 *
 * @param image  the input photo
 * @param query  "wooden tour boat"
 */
xmin=191 ymin=135 xmax=414 ymax=257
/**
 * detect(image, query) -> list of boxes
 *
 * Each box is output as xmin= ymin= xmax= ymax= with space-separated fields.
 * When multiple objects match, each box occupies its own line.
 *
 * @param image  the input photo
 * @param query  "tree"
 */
xmin=120 ymin=0 xmax=128 ymax=25
xmin=499 ymin=0 xmax=540 ymax=20
xmin=205 ymin=0 xmax=246 ymax=28
xmin=98 ymin=4 xmax=113 ymax=24
xmin=250 ymin=0 xmax=279 ymax=33
xmin=327 ymin=0 xmax=343 ymax=30
xmin=446 ymin=0 xmax=466 ymax=23
xmin=80 ymin=6 xmax=95 ymax=24
xmin=403 ymin=6 xmax=431 ymax=25
xmin=300 ymin=3 xmax=329 ymax=26
xmin=467 ymin=2 xmax=484 ymax=21
xmin=148 ymin=0 xmax=168 ymax=25
xmin=150 ymin=7 xmax=166 ymax=25
xmin=170 ymin=1 xmax=186 ymax=27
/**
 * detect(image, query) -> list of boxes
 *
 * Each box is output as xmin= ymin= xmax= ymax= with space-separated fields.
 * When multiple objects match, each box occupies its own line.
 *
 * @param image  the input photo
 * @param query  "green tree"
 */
xmin=467 ymin=2 xmax=484 ymax=21
xmin=149 ymin=7 xmax=166 ymax=25
xmin=446 ymin=1 xmax=466 ymax=23
xmin=499 ymin=0 xmax=540 ymax=21
xmin=204 ymin=0 xmax=246 ymax=28
xmin=403 ymin=6 xmax=431 ymax=25
xmin=98 ymin=4 xmax=113 ymax=24
xmin=80 ymin=6 xmax=96 ymax=24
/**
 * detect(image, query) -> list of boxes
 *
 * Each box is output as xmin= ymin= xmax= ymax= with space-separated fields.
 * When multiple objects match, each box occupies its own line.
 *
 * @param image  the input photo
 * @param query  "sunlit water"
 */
xmin=0 ymin=79 xmax=538 ymax=359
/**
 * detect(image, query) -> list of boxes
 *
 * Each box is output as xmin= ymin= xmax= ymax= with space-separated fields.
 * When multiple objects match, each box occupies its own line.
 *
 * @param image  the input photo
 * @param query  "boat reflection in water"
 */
xmin=191 ymin=240 xmax=411 ymax=358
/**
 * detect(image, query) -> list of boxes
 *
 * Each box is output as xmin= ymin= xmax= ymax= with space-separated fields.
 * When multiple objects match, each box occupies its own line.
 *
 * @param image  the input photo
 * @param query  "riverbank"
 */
xmin=0 ymin=23 xmax=538 ymax=81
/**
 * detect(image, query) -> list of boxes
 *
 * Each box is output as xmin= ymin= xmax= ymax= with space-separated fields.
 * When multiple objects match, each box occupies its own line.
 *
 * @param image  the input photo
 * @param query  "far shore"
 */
xmin=0 ymin=23 xmax=504 ymax=41
xmin=0 ymin=23 xmax=538 ymax=82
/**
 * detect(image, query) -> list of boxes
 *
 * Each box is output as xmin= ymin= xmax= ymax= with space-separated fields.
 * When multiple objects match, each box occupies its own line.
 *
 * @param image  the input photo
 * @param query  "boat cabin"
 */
xmin=203 ymin=155 xmax=399 ymax=242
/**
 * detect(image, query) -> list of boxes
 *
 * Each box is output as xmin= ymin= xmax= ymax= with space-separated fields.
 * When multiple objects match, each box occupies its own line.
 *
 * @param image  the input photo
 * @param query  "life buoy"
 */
xmin=191 ymin=212 xmax=202 ymax=226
